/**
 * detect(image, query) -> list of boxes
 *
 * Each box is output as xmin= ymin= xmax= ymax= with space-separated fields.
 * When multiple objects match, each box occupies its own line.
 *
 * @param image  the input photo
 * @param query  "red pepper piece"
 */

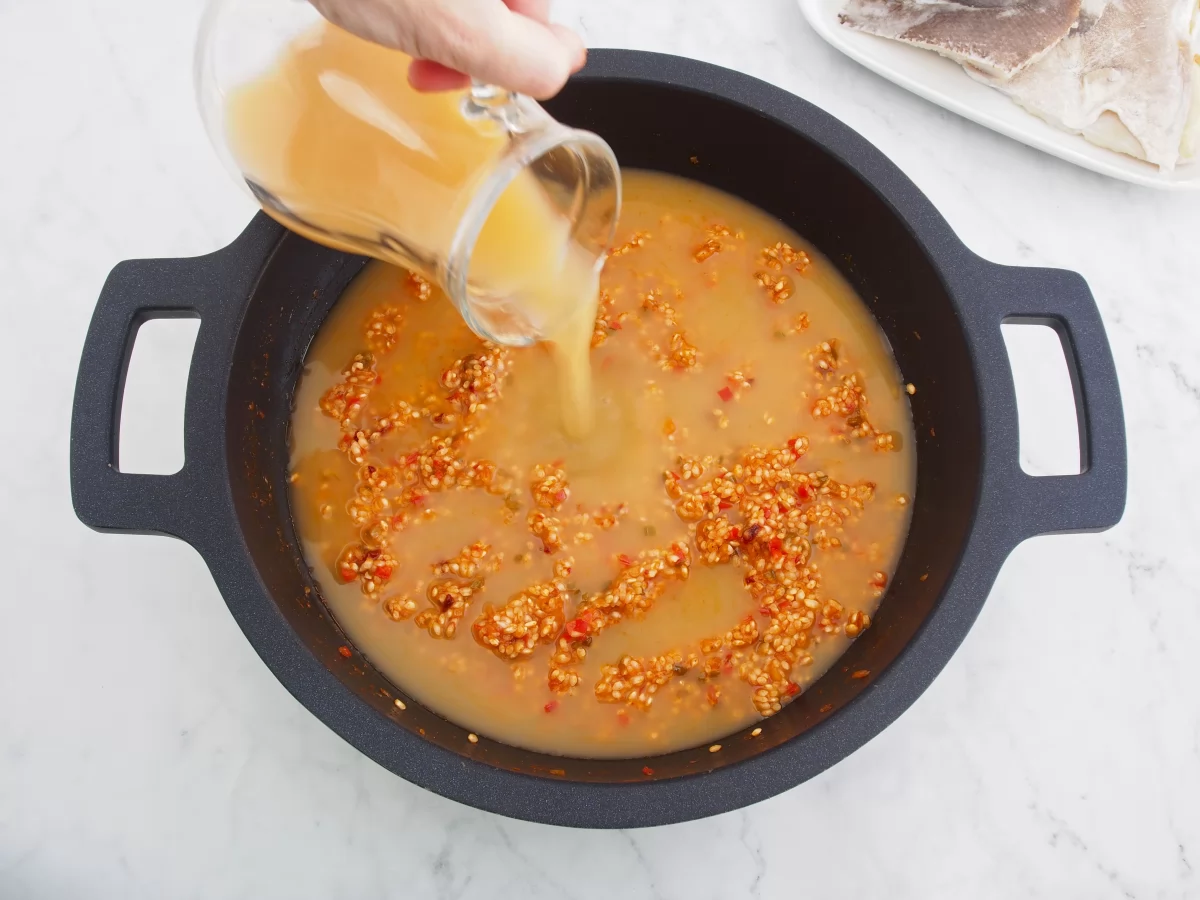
xmin=544 ymin=700 xmax=559 ymax=713
xmin=717 ymin=386 xmax=734 ymax=402
xmin=564 ymin=618 xmax=590 ymax=640
xmin=617 ymin=554 xmax=634 ymax=568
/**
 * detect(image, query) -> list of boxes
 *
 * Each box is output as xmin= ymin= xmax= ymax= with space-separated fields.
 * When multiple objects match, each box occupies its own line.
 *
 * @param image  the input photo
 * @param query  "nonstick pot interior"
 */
xmin=227 ymin=77 xmax=979 ymax=776
xmin=73 ymin=50 xmax=1125 ymax=827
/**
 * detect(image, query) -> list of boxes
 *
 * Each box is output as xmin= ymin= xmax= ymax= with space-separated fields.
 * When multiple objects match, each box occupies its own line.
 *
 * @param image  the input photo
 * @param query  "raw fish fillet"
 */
xmin=966 ymin=0 xmax=1197 ymax=169
xmin=839 ymin=0 xmax=1083 ymax=79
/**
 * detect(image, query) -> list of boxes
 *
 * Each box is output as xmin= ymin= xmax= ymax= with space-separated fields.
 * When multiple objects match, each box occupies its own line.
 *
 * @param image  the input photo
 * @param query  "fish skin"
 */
xmin=839 ymin=0 xmax=1083 ymax=79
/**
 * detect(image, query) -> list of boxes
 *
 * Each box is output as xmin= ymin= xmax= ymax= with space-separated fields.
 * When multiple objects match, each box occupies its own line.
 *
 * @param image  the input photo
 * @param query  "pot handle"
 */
xmin=71 ymin=250 xmax=243 ymax=542
xmin=983 ymin=263 xmax=1127 ymax=540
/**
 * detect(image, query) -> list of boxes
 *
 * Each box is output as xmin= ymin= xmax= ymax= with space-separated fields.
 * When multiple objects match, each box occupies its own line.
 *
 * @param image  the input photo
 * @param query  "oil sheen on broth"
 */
xmin=290 ymin=171 xmax=916 ymax=758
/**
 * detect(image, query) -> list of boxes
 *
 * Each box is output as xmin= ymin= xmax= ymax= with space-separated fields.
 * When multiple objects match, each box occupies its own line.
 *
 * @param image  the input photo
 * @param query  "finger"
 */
xmin=309 ymin=0 xmax=412 ymax=51
xmin=503 ymin=0 xmax=552 ymax=23
xmin=465 ymin=8 xmax=583 ymax=98
xmin=408 ymin=58 xmax=472 ymax=92
xmin=502 ymin=2 xmax=586 ymax=74
xmin=548 ymin=23 xmax=587 ymax=74
xmin=497 ymin=4 xmax=587 ymax=79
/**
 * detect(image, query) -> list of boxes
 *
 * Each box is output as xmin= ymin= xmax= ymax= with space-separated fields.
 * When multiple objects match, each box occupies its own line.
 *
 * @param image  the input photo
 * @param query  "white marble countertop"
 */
xmin=3 ymin=0 xmax=1199 ymax=897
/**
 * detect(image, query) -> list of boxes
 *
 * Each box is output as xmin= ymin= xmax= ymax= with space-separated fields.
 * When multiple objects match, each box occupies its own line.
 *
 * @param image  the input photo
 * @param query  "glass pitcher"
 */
xmin=194 ymin=0 xmax=620 ymax=346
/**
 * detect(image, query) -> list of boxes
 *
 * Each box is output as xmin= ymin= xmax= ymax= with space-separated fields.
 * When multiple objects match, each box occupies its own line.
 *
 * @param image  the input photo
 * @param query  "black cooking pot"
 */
xmin=71 ymin=51 xmax=1126 ymax=828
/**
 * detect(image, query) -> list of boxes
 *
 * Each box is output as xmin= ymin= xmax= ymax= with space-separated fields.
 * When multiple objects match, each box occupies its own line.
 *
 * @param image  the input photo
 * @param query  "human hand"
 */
xmin=308 ymin=0 xmax=586 ymax=99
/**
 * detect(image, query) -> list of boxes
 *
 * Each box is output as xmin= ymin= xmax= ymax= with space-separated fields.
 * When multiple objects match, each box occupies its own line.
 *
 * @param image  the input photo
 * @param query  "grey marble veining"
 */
xmin=1 ymin=0 xmax=1198 ymax=897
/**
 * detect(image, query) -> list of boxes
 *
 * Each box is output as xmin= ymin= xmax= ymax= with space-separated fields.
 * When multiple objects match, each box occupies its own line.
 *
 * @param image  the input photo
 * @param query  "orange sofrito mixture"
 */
xmin=289 ymin=171 xmax=915 ymax=758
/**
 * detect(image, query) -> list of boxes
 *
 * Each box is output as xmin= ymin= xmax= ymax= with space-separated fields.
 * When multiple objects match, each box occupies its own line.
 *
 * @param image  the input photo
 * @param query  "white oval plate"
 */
xmin=797 ymin=0 xmax=1200 ymax=191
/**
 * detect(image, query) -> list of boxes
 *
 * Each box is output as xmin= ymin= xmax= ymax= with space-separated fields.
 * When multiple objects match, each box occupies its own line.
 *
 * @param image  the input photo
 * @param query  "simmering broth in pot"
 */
xmin=289 ymin=171 xmax=915 ymax=758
